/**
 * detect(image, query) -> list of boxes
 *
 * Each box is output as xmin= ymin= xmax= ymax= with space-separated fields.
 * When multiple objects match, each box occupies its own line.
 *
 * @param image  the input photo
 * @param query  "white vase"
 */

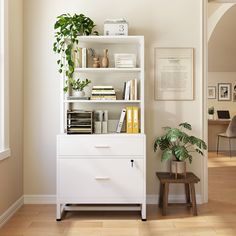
xmin=73 ymin=90 xmax=85 ymax=98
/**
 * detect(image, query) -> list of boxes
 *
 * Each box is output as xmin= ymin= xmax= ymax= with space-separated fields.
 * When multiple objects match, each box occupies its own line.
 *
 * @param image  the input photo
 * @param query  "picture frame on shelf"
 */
xmin=154 ymin=47 xmax=194 ymax=101
xmin=218 ymin=83 xmax=231 ymax=101
xmin=208 ymin=86 xmax=216 ymax=99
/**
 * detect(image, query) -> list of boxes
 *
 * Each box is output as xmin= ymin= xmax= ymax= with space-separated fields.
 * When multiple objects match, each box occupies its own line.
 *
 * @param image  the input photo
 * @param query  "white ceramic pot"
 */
xmin=171 ymin=160 xmax=186 ymax=178
xmin=208 ymin=114 xmax=214 ymax=120
xmin=73 ymin=90 xmax=85 ymax=97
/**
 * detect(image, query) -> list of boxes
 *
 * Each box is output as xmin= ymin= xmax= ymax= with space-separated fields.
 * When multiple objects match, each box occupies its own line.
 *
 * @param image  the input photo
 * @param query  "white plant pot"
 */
xmin=208 ymin=114 xmax=214 ymax=120
xmin=73 ymin=90 xmax=85 ymax=97
xmin=171 ymin=160 xmax=186 ymax=178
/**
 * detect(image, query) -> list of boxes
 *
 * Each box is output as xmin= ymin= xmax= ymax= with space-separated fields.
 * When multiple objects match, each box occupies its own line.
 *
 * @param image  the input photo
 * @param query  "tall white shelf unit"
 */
xmin=57 ymin=36 xmax=146 ymax=220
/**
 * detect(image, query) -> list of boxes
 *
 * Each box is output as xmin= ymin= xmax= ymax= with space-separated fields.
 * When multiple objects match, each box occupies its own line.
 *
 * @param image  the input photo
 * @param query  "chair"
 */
xmin=217 ymin=115 xmax=236 ymax=157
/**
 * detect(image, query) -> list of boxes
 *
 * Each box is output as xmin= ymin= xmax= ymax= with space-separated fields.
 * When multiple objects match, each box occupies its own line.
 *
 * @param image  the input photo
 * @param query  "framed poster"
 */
xmin=218 ymin=83 xmax=231 ymax=101
xmin=208 ymin=86 xmax=216 ymax=99
xmin=154 ymin=48 xmax=194 ymax=100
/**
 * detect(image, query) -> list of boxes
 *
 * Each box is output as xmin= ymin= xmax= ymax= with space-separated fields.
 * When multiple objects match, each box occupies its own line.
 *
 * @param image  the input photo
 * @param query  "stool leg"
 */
xmin=162 ymin=183 xmax=169 ymax=216
xmin=190 ymin=183 xmax=197 ymax=216
xmin=185 ymin=183 xmax=191 ymax=207
xmin=217 ymin=135 xmax=220 ymax=156
xmin=159 ymin=183 xmax=164 ymax=208
xmin=229 ymin=138 xmax=232 ymax=158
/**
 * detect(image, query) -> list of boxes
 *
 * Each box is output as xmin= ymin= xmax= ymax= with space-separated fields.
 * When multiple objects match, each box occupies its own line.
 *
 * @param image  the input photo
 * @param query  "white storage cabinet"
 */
xmin=56 ymin=36 xmax=146 ymax=220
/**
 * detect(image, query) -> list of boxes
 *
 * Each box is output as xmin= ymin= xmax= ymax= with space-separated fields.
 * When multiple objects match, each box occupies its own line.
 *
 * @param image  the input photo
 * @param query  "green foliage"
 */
xmin=154 ymin=122 xmax=207 ymax=163
xmin=53 ymin=13 xmax=98 ymax=86
xmin=64 ymin=78 xmax=91 ymax=93
xmin=208 ymin=106 xmax=214 ymax=115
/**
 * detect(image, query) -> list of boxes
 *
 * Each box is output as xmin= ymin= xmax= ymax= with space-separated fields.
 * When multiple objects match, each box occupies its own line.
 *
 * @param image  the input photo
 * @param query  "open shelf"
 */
xmin=74 ymin=68 xmax=141 ymax=73
xmin=64 ymin=99 xmax=141 ymax=103
xmin=77 ymin=35 xmax=144 ymax=44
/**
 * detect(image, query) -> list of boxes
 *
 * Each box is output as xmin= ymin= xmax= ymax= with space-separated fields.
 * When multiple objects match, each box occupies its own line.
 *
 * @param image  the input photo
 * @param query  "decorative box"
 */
xmin=104 ymin=19 xmax=128 ymax=36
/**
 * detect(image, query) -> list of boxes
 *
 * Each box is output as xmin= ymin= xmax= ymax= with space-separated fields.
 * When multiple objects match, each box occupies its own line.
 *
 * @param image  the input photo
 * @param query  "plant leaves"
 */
xmin=179 ymin=122 xmax=192 ymax=130
xmin=161 ymin=149 xmax=172 ymax=162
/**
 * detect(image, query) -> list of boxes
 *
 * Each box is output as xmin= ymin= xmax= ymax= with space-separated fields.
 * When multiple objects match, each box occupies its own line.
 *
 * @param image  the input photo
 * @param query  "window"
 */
xmin=0 ymin=0 xmax=10 ymax=160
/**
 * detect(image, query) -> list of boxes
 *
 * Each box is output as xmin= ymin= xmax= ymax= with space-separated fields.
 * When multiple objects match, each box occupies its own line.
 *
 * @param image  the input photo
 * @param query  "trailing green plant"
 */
xmin=208 ymin=106 xmax=214 ymax=115
xmin=154 ymin=122 xmax=207 ymax=163
xmin=53 ymin=13 xmax=98 ymax=85
xmin=64 ymin=78 xmax=91 ymax=92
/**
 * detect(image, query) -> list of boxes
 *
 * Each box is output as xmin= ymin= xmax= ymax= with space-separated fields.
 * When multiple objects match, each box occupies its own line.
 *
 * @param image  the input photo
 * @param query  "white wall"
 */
xmin=23 ymin=0 xmax=204 ymax=197
xmin=0 ymin=0 xmax=23 ymax=215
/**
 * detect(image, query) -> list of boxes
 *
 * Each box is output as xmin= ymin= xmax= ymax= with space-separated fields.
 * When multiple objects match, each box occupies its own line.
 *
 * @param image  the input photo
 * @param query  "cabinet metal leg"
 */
xmin=141 ymin=203 xmax=146 ymax=221
xmin=217 ymin=135 xmax=220 ymax=156
xmin=56 ymin=203 xmax=62 ymax=221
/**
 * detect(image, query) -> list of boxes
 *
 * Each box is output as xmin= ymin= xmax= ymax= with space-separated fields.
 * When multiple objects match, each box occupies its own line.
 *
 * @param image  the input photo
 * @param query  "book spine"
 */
xmin=134 ymin=79 xmax=138 ymax=100
xmin=93 ymin=86 xmax=113 ymax=89
xmin=82 ymin=48 xmax=87 ymax=68
xmin=126 ymin=107 xmax=133 ymax=133
xmin=130 ymin=79 xmax=135 ymax=100
xmin=92 ymin=91 xmax=116 ymax=94
xmin=122 ymin=82 xmax=126 ymax=100
xmin=124 ymin=81 xmax=130 ymax=100
xmin=116 ymin=108 xmax=126 ymax=133
xmin=132 ymin=106 xmax=139 ymax=133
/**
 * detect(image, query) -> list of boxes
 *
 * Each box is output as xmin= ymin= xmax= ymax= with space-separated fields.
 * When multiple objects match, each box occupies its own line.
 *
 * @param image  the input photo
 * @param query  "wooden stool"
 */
xmin=156 ymin=172 xmax=200 ymax=216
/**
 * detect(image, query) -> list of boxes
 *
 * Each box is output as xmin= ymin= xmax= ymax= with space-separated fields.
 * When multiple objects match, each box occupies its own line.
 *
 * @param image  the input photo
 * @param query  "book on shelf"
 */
xmin=126 ymin=106 xmax=139 ymax=133
xmin=126 ymin=107 xmax=133 ymax=133
xmin=132 ymin=107 xmax=139 ymax=133
xmin=90 ymin=96 xmax=116 ymax=100
xmin=82 ymin=48 xmax=87 ymax=68
xmin=116 ymin=108 xmax=126 ymax=133
xmin=91 ymin=85 xmax=116 ymax=100
xmin=123 ymin=79 xmax=138 ymax=100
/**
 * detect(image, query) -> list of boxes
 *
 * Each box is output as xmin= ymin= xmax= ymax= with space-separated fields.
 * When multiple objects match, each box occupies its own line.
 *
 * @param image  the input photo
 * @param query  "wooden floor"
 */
xmin=1 ymin=152 xmax=236 ymax=236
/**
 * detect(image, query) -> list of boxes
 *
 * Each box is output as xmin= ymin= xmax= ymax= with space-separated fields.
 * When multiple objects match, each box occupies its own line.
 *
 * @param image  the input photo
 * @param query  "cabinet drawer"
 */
xmin=57 ymin=135 xmax=145 ymax=156
xmin=58 ymin=158 xmax=144 ymax=202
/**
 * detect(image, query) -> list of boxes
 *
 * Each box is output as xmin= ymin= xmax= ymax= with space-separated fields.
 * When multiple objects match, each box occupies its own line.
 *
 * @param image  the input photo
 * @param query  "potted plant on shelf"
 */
xmin=53 ymin=13 xmax=98 ymax=90
xmin=208 ymin=106 xmax=214 ymax=120
xmin=64 ymin=78 xmax=91 ymax=98
xmin=154 ymin=122 xmax=207 ymax=178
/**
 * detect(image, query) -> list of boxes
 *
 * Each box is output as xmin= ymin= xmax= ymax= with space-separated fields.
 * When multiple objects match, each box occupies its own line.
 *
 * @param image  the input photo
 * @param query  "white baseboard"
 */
xmin=24 ymin=195 xmax=56 ymax=204
xmin=0 ymin=196 xmax=24 ymax=228
xmin=23 ymin=194 xmax=203 ymax=205
xmin=147 ymin=194 xmax=203 ymax=204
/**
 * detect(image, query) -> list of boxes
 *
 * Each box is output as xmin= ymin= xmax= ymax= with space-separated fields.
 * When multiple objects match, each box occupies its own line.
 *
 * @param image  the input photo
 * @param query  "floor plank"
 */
xmin=1 ymin=151 xmax=236 ymax=235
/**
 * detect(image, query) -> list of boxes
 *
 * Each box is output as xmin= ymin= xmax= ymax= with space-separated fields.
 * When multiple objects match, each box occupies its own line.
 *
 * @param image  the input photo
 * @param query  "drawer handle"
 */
xmin=94 ymin=145 xmax=110 ymax=148
xmin=95 ymin=177 xmax=110 ymax=180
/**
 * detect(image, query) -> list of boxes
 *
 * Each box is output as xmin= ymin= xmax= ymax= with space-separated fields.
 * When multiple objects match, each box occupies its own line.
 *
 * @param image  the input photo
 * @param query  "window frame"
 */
xmin=0 ymin=0 xmax=10 ymax=161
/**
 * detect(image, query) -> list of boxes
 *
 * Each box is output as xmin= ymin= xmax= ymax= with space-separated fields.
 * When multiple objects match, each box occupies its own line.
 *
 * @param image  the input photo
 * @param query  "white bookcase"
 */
xmin=57 ymin=36 xmax=146 ymax=220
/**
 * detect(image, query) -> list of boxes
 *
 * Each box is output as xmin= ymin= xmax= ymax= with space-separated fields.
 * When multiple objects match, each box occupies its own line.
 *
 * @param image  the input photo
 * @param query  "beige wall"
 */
xmin=23 ymin=0 xmax=204 ymax=197
xmin=0 ymin=0 xmax=23 ymax=215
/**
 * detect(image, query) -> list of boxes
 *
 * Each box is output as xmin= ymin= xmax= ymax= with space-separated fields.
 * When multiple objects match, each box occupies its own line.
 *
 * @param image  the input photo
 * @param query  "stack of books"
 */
xmin=91 ymin=86 xmax=116 ymax=100
xmin=123 ymin=79 xmax=138 ymax=100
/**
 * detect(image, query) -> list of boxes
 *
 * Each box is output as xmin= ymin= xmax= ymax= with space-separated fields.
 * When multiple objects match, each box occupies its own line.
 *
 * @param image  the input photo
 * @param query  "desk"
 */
xmin=208 ymin=119 xmax=230 ymax=151
xmin=156 ymin=172 xmax=200 ymax=216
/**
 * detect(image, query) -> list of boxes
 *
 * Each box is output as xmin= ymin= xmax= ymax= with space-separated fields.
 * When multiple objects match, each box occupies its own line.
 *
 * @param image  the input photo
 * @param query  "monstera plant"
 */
xmin=154 ymin=122 xmax=207 ymax=164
